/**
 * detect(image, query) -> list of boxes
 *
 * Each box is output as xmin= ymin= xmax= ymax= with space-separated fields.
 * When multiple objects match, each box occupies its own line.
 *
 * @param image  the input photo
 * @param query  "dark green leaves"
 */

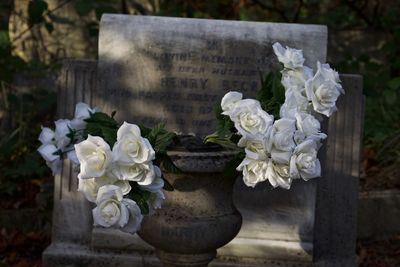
xmin=128 ymin=183 xmax=151 ymax=215
xmin=162 ymin=176 xmax=174 ymax=191
xmin=203 ymin=105 xmax=238 ymax=150
xmin=84 ymin=112 xmax=118 ymax=147
xmin=28 ymin=0 xmax=48 ymax=26
xmin=156 ymin=152 xmax=181 ymax=174
xmin=144 ymin=123 xmax=176 ymax=153
xmin=223 ymin=151 xmax=245 ymax=178
xmin=85 ymin=112 xmax=119 ymax=128
xmin=141 ymin=123 xmax=180 ymax=175
xmin=257 ymin=71 xmax=285 ymax=118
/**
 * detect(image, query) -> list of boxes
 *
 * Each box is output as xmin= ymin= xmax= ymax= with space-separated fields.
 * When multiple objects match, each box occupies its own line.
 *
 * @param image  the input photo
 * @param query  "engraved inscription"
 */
xmin=98 ymin=15 xmax=326 ymax=136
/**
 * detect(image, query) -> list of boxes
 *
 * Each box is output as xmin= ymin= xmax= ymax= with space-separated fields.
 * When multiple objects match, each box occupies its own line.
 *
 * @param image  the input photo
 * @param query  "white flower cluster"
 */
xmin=222 ymin=43 xmax=344 ymax=189
xmin=37 ymin=103 xmax=165 ymax=233
xmin=37 ymin=103 xmax=95 ymax=175
xmin=273 ymin=42 xmax=344 ymax=118
xmin=75 ymin=122 xmax=165 ymax=233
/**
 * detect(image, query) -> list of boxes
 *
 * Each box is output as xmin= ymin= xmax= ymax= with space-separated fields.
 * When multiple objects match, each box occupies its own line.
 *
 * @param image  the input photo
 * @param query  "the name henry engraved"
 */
xmin=98 ymin=15 xmax=327 ymax=136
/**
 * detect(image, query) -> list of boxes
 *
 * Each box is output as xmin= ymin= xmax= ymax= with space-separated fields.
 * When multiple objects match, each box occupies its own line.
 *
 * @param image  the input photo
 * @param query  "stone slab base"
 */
xmin=91 ymin=228 xmax=313 ymax=263
xmin=43 ymin=242 xmax=354 ymax=267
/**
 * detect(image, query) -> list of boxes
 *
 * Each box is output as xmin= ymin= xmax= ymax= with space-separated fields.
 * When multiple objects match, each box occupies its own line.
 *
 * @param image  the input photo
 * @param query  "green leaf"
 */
xmin=85 ymin=112 xmax=118 ymax=128
xmin=223 ymin=151 xmax=245 ymax=178
xmin=157 ymin=152 xmax=181 ymax=174
xmin=85 ymin=122 xmax=102 ymax=137
xmin=101 ymin=126 xmax=117 ymax=147
xmin=203 ymin=104 xmax=237 ymax=148
xmin=146 ymin=123 xmax=176 ymax=153
xmin=162 ymin=176 xmax=174 ymax=191
xmin=66 ymin=126 xmax=76 ymax=143
xmin=139 ymin=125 xmax=152 ymax=137
xmin=155 ymin=131 xmax=176 ymax=152
xmin=257 ymin=70 xmax=285 ymax=118
xmin=28 ymin=0 xmax=48 ymax=25
xmin=203 ymin=131 xmax=237 ymax=150
xmin=74 ymin=0 xmax=93 ymax=16
xmin=128 ymin=183 xmax=152 ymax=215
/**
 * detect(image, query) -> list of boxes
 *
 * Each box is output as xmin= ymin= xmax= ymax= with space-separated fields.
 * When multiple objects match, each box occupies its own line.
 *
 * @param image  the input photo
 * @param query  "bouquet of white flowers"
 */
xmin=205 ymin=42 xmax=344 ymax=189
xmin=37 ymin=104 xmax=176 ymax=233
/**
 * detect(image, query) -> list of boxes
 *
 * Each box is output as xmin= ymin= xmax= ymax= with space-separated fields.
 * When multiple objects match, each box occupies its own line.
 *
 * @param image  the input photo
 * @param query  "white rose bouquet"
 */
xmin=37 ymin=103 xmax=176 ymax=233
xmin=205 ymin=42 xmax=344 ymax=189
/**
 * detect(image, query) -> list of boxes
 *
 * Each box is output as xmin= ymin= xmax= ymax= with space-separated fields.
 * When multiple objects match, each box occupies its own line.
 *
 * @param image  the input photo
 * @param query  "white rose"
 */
xmin=139 ymin=166 xmax=164 ymax=192
xmin=221 ymin=91 xmax=243 ymax=115
xmin=238 ymin=136 xmax=268 ymax=160
xmin=271 ymin=118 xmax=296 ymax=152
xmin=237 ymin=157 xmax=268 ymax=188
xmin=305 ymin=62 xmax=344 ymax=117
xmin=113 ymin=122 xmax=155 ymax=164
xmin=92 ymin=185 xmax=125 ymax=227
xmin=75 ymin=135 xmax=112 ymax=179
xmin=290 ymin=139 xmax=321 ymax=180
xmin=272 ymin=42 xmax=305 ymax=69
xmin=75 ymin=102 xmax=95 ymax=120
xmin=119 ymin=198 xmax=143 ymax=233
xmin=318 ymin=62 xmax=341 ymax=84
xmin=92 ymin=185 xmax=143 ymax=233
xmin=148 ymin=190 xmax=165 ymax=214
xmin=71 ymin=102 xmax=96 ymax=130
xmin=78 ymin=175 xmax=131 ymax=203
xmin=280 ymin=89 xmax=311 ymax=119
xmin=293 ymin=130 xmax=306 ymax=146
xmin=54 ymin=119 xmax=72 ymax=150
xmin=265 ymin=161 xmax=292 ymax=189
xmin=38 ymin=127 xmax=55 ymax=145
xmin=270 ymin=148 xmax=292 ymax=164
xmin=112 ymin=162 xmax=156 ymax=186
xmin=295 ymin=112 xmax=327 ymax=142
xmin=281 ymin=66 xmax=313 ymax=92
xmin=229 ymin=99 xmax=274 ymax=139
xmin=38 ymin=143 xmax=59 ymax=162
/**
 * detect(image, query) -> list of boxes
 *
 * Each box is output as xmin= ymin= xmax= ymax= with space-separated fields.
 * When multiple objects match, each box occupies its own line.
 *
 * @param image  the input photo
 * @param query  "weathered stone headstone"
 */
xmin=97 ymin=15 xmax=327 ymax=137
xmin=43 ymin=15 xmax=363 ymax=267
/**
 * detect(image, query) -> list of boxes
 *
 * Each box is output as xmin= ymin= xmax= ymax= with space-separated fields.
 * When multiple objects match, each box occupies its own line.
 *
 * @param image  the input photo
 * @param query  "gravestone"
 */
xmin=43 ymin=15 xmax=363 ymax=267
xmin=96 ymin=15 xmax=327 ymax=137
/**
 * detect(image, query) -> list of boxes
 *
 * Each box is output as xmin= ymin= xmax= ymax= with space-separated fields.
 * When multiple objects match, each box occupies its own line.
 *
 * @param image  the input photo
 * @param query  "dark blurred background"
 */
xmin=0 ymin=1 xmax=399 ymax=266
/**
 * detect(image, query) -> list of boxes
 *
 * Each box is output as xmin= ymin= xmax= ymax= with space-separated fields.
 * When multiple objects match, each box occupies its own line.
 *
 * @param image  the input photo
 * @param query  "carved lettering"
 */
xmin=161 ymin=77 xmax=208 ymax=89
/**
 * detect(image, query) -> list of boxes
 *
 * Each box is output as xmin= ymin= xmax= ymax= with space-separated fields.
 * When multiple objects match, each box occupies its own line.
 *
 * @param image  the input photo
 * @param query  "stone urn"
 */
xmin=138 ymin=138 xmax=242 ymax=267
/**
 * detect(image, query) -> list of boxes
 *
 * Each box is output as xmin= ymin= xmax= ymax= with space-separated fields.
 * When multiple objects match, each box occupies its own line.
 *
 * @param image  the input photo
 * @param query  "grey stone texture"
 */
xmin=138 ymin=151 xmax=242 ymax=266
xmin=43 ymin=15 xmax=364 ymax=267
xmin=97 ymin=14 xmax=327 ymax=137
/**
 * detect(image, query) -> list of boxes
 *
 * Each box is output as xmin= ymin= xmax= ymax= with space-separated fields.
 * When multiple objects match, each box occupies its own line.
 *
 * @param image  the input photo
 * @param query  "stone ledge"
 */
xmin=91 ymin=228 xmax=312 ymax=262
xmin=43 ymin=242 xmax=355 ymax=267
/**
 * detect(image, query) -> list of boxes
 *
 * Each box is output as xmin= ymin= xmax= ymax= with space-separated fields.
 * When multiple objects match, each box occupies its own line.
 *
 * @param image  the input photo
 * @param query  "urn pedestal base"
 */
xmin=138 ymin=149 xmax=242 ymax=267
xmin=157 ymin=250 xmax=216 ymax=267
